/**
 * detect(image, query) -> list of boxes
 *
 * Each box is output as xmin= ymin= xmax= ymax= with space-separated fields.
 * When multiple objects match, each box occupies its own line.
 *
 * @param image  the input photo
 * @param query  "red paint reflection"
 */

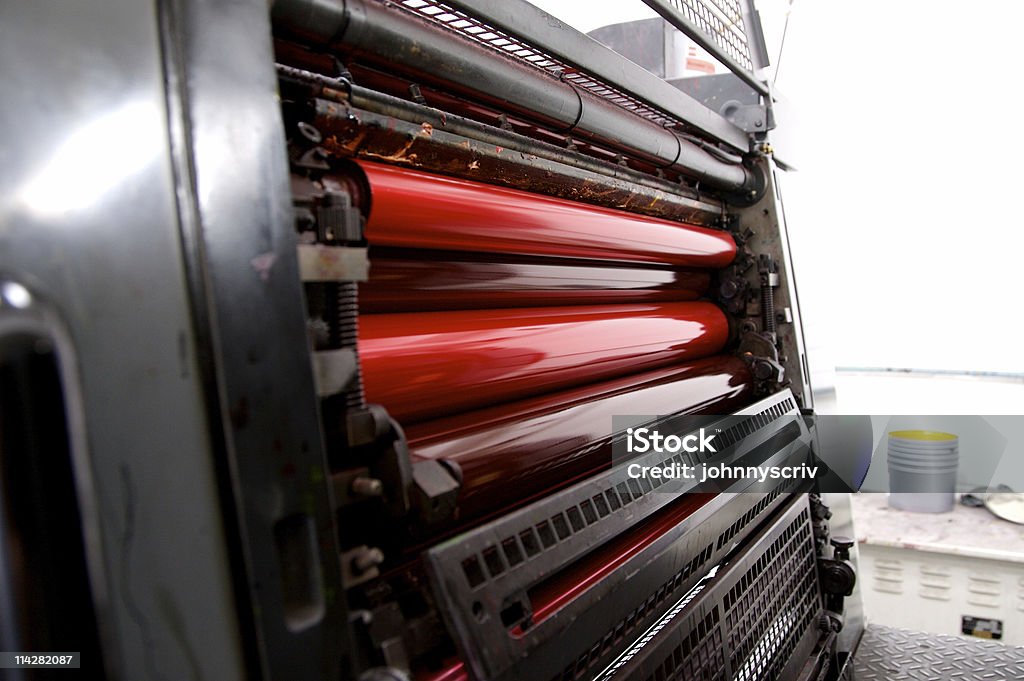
xmin=361 ymin=302 xmax=729 ymax=423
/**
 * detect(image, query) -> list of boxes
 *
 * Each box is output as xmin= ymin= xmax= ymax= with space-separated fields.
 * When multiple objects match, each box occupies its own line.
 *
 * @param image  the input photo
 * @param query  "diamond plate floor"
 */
xmin=854 ymin=624 xmax=1024 ymax=680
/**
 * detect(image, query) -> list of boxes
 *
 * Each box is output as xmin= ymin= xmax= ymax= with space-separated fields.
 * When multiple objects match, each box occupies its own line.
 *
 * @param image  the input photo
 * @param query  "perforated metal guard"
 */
xmin=723 ymin=508 xmax=819 ymax=681
xmin=666 ymin=0 xmax=754 ymax=71
xmin=395 ymin=0 xmax=680 ymax=127
xmin=545 ymin=488 xmax=805 ymax=681
xmin=593 ymin=496 xmax=821 ymax=681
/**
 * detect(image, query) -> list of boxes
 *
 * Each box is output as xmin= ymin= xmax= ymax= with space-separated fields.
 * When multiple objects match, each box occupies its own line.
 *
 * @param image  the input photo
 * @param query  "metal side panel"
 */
xmin=0 ymin=0 xmax=248 ymax=678
xmin=733 ymin=162 xmax=813 ymax=407
xmin=163 ymin=0 xmax=349 ymax=677
xmin=854 ymin=624 xmax=1024 ymax=680
xmin=425 ymin=390 xmax=812 ymax=681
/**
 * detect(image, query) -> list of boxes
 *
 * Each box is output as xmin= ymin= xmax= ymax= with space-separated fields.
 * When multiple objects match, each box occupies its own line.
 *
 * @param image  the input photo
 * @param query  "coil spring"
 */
xmin=328 ymin=281 xmax=366 ymax=409
xmin=761 ymin=280 xmax=776 ymax=335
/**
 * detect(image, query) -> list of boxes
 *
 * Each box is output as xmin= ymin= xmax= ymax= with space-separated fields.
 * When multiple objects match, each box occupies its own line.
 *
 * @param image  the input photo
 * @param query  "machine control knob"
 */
xmin=830 ymin=536 xmax=855 ymax=561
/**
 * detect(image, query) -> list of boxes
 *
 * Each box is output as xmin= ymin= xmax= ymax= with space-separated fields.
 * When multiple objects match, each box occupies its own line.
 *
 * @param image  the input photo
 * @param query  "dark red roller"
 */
xmin=360 ymin=255 xmax=711 ymax=313
xmin=406 ymin=355 xmax=752 ymax=524
xmin=361 ymin=302 xmax=729 ymax=423
xmin=358 ymin=162 xmax=736 ymax=268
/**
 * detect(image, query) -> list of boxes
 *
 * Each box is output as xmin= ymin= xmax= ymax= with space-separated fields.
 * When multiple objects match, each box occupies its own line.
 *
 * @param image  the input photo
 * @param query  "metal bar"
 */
xmin=356 ymin=162 xmax=737 ymax=266
xmin=271 ymin=0 xmax=763 ymax=192
xmin=740 ymin=0 xmax=772 ymax=70
xmin=361 ymin=302 xmax=730 ymax=423
xmin=641 ymin=0 xmax=771 ymax=96
xmin=168 ymin=0 xmax=349 ymax=677
xmin=432 ymin=0 xmax=751 ymax=150
xmin=298 ymin=89 xmax=730 ymax=219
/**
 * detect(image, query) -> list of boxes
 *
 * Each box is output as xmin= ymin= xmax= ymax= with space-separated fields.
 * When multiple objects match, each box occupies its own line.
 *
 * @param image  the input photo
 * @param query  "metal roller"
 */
xmin=356 ymin=162 xmax=737 ymax=268
xmin=360 ymin=254 xmax=711 ymax=313
xmin=360 ymin=302 xmax=730 ymax=423
xmin=405 ymin=355 xmax=753 ymax=524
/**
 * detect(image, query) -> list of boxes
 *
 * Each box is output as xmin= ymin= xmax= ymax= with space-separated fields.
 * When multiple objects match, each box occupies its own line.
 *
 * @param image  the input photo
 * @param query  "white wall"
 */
xmin=761 ymin=0 xmax=1024 ymax=377
xmin=529 ymin=0 xmax=1024 ymax=412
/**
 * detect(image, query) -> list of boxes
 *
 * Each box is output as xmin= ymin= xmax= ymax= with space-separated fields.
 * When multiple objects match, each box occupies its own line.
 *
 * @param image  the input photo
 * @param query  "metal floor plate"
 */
xmin=854 ymin=624 xmax=1024 ymax=680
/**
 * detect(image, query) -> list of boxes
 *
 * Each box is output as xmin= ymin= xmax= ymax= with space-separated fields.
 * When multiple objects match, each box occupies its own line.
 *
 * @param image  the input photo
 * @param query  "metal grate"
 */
xmin=425 ymin=391 xmax=808 ymax=681
xmin=666 ymin=0 xmax=754 ymax=71
xmin=549 ymin=486 xmax=796 ymax=681
xmin=640 ymin=608 xmax=726 ymax=681
xmin=457 ymin=399 xmax=796 ymax=592
xmin=395 ymin=0 xmax=681 ymax=128
xmin=590 ymin=498 xmax=820 ymax=681
xmin=724 ymin=507 xmax=818 ymax=681
xmin=854 ymin=624 xmax=1024 ymax=680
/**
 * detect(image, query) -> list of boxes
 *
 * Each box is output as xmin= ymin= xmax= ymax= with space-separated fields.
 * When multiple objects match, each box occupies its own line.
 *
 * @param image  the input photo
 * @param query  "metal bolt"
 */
xmin=351 ymin=476 xmax=383 ymax=497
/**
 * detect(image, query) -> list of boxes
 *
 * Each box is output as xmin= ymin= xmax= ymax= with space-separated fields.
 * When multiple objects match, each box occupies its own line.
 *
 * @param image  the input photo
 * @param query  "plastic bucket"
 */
xmin=887 ymin=430 xmax=958 ymax=513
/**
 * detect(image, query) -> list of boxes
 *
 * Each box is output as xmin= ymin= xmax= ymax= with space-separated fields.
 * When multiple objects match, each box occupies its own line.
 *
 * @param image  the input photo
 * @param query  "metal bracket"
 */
xmin=722 ymin=102 xmax=771 ymax=134
xmin=297 ymin=244 xmax=369 ymax=282
xmin=341 ymin=545 xmax=385 ymax=588
xmin=738 ymin=330 xmax=785 ymax=395
xmin=312 ymin=347 xmax=357 ymax=397
xmin=342 ymin=405 xmax=461 ymax=526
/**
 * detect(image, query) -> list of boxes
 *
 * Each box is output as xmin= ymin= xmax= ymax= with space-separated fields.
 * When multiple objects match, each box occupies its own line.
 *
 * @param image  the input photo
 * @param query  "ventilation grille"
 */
xmin=641 ymin=609 xmax=725 ymax=681
xmin=395 ymin=0 xmax=681 ymax=128
xmin=575 ymin=499 xmax=819 ymax=681
xmin=550 ymin=488 xmax=794 ymax=681
xmin=638 ymin=506 xmax=817 ymax=681
xmin=553 ymin=543 xmax=715 ymax=681
xmin=459 ymin=401 xmax=795 ymax=591
xmin=666 ymin=0 xmax=755 ymax=71
xmin=725 ymin=508 xmax=818 ymax=681
xmin=713 ymin=398 xmax=795 ymax=451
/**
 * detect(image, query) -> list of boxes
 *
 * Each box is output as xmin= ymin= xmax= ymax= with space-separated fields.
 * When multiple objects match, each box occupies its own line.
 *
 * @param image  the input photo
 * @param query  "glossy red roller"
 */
xmin=361 ymin=255 xmax=711 ymax=313
xmin=358 ymin=162 xmax=737 ymax=268
xmin=360 ymin=302 xmax=729 ymax=423
xmin=407 ymin=355 xmax=752 ymax=525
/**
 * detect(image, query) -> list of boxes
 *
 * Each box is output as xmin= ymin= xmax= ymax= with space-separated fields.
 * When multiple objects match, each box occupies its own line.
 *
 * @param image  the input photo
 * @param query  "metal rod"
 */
xmin=298 ymin=78 xmax=735 ymax=215
xmin=640 ymin=0 xmax=771 ymax=97
xmin=271 ymin=0 xmax=766 ymax=197
xmin=434 ymin=0 xmax=750 ymax=149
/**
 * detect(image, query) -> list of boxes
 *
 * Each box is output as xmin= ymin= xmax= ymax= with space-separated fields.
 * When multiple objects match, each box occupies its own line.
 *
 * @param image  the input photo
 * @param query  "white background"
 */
xmin=529 ymin=0 xmax=1024 ymax=412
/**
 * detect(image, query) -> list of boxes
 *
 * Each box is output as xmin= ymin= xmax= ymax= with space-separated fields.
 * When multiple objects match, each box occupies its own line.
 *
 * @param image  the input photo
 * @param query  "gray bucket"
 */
xmin=887 ymin=430 xmax=958 ymax=513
